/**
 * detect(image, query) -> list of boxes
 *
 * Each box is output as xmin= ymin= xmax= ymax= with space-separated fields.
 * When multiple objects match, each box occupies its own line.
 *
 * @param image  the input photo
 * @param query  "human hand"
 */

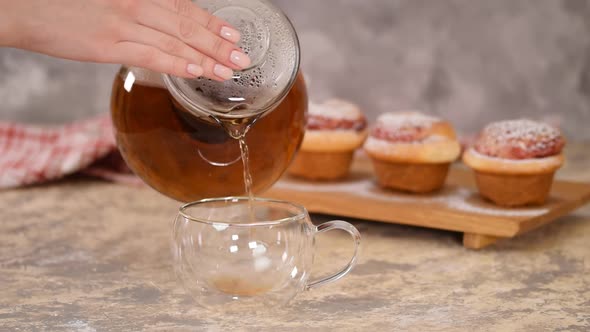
xmin=0 ymin=0 xmax=251 ymax=80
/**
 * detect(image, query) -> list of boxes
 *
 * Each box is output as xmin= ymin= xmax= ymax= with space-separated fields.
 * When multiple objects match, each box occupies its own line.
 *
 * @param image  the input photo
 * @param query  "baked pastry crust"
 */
xmin=301 ymin=129 xmax=368 ymax=152
xmin=288 ymin=150 xmax=354 ymax=180
xmin=365 ymin=136 xmax=461 ymax=164
xmin=462 ymin=148 xmax=564 ymax=175
xmin=472 ymin=171 xmax=555 ymax=206
xmin=370 ymin=159 xmax=450 ymax=193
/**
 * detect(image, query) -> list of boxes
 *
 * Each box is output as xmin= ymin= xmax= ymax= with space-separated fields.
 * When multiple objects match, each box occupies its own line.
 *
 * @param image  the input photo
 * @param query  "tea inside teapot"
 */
xmin=110 ymin=68 xmax=307 ymax=202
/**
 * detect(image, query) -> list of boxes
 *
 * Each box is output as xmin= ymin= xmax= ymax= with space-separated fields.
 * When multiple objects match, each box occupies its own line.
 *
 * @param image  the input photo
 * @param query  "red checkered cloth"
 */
xmin=0 ymin=114 xmax=143 ymax=189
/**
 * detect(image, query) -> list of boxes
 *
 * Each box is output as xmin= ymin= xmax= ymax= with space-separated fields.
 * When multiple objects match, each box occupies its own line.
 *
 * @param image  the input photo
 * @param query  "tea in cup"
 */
xmin=171 ymin=197 xmax=361 ymax=311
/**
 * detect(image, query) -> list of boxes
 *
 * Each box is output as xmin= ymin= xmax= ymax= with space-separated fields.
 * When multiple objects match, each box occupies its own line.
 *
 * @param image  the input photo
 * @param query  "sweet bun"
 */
xmin=462 ymin=119 xmax=566 ymax=206
xmin=288 ymin=99 xmax=368 ymax=180
xmin=363 ymin=111 xmax=461 ymax=193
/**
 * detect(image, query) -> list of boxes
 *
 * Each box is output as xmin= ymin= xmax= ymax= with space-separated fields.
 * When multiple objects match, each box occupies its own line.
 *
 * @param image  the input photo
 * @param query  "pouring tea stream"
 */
xmin=109 ymin=0 xmax=361 ymax=305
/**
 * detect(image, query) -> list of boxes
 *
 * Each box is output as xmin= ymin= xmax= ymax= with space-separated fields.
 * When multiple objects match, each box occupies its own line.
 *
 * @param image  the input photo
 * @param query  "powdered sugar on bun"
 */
xmin=307 ymin=99 xmax=367 ymax=132
xmin=363 ymin=111 xmax=460 ymax=163
xmin=300 ymin=99 xmax=368 ymax=152
xmin=309 ymin=99 xmax=364 ymax=121
xmin=376 ymin=112 xmax=440 ymax=132
xmin=474 ymin=119 xmax=565 ymax=160
xmin=369 ymin=111 xmax=456 ymax=143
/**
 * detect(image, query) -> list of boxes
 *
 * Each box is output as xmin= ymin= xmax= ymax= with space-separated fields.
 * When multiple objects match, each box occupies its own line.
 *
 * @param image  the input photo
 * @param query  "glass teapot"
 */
xmin=109 ymin=0 xmax=307 ymax=202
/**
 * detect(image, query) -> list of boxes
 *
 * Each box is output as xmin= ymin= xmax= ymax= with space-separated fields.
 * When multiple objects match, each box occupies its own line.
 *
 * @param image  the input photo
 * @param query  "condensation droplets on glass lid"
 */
xmin=163 ymin=0 xmax=300 ymax=119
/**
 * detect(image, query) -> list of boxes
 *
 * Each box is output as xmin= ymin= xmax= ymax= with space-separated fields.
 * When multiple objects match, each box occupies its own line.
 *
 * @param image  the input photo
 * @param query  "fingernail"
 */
xmin=220 ymin=26 xmax=240 ymax=43
xmin=214 ymin=64 xmax=234 ymax=80
xmin=186 ymin=64 xmax=203 ymax=77
xmin=230 ymin=50 xmax=251 ymax=69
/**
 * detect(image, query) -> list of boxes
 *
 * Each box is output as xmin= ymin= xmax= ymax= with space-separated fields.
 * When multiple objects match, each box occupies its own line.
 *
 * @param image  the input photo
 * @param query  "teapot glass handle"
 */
xmin=306 ymin=220 xmax=361 ymax=290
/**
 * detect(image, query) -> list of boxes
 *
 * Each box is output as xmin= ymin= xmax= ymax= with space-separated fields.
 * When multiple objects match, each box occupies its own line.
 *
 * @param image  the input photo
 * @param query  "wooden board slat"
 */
xmin=264 ymin=157 xmax=590 ymax=244
xmin=463 ymin=233 xmax=502 ymax=249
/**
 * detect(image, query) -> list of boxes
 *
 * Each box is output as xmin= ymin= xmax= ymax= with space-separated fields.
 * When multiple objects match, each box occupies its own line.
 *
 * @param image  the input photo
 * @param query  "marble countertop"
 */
xmin=1 ymin=145 xmax=590 ymax=331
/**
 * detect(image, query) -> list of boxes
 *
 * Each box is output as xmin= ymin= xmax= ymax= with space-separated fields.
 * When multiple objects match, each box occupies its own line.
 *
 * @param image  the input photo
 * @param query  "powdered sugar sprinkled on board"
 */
xmin=443 ymin=187 xmax=548 ymax=216
xmin=274 ymin=175 xmax=549 ymax=217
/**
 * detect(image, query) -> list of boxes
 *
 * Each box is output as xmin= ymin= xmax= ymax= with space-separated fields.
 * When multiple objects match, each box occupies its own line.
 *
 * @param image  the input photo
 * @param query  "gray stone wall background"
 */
xmin=1 ymin=0 xmax=589 ymax=139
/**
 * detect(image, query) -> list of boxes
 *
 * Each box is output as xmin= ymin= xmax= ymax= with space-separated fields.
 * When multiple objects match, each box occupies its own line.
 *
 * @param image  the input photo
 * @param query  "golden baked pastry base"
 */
xmin=265 ymin=155 xmax=590 ymax=249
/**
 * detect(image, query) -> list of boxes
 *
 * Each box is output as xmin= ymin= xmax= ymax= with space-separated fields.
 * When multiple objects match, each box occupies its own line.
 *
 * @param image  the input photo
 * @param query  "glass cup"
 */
xmin=171 ymin=197 xmax=361 ymax=312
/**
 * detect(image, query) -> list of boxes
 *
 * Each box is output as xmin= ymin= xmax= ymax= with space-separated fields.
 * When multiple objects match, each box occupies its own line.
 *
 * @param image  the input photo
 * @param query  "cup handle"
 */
xmin=306 ymin=220 xmax=361 ymax=290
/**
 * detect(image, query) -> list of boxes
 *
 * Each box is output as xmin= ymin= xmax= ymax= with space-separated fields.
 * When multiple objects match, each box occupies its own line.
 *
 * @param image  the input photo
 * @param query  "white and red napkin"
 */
xmin=0 ymin=114 xmax=142 ymax=189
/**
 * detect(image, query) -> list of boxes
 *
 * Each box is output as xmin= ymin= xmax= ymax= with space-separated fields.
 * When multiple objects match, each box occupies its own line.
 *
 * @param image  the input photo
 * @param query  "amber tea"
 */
xmin=110 ymin=68 xmax=307 ymax=202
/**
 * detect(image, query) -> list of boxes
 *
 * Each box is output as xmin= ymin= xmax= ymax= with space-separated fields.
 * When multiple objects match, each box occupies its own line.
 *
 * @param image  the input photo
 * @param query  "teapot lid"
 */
xmin=162 ymin=0 xmax=300 ymax=120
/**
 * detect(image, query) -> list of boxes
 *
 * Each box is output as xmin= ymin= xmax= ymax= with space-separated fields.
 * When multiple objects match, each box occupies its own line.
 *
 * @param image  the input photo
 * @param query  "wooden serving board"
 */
xmin=264 ymin=156 xmax=590 ymax=249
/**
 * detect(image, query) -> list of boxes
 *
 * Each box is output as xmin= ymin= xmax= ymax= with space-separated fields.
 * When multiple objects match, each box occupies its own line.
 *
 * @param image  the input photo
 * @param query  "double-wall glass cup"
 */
xmin=171 ymin=197 xmax=361 ymax=311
